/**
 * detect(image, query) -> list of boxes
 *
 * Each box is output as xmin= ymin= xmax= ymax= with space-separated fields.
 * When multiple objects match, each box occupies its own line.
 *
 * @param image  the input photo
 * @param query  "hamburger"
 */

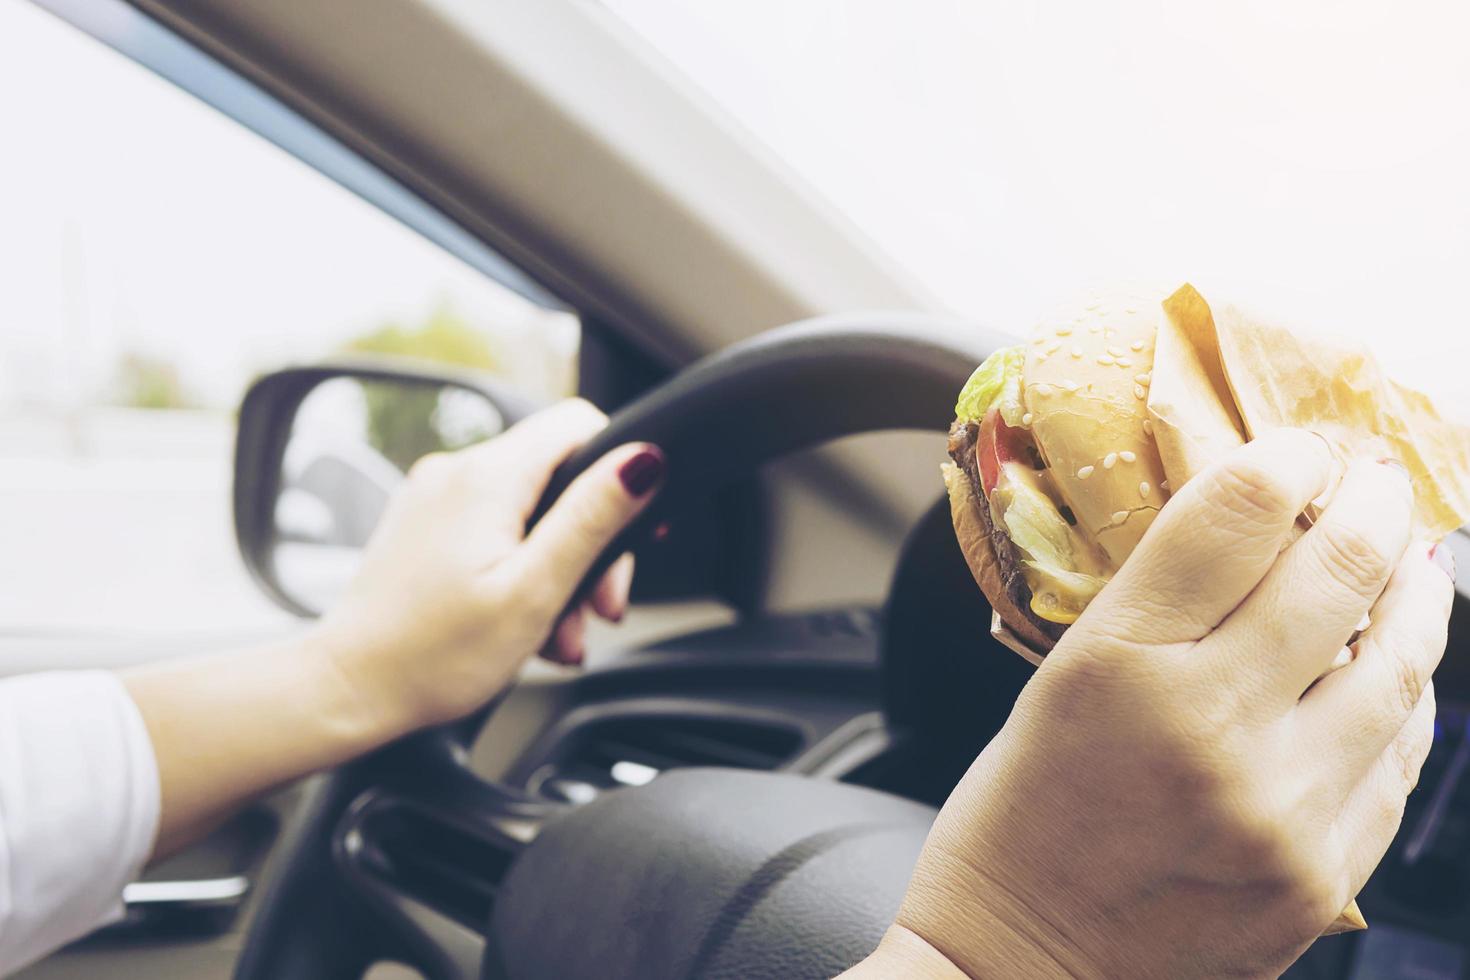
xmin=945 ymin=282 xmax=1470 ymax=935
xmin=944 ymin=289 xmax=1171 ymax=654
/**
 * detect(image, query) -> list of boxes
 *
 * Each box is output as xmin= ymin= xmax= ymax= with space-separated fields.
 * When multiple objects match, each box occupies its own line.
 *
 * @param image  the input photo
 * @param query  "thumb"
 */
xmin=504 ymin=442 xmax=664 ymax=614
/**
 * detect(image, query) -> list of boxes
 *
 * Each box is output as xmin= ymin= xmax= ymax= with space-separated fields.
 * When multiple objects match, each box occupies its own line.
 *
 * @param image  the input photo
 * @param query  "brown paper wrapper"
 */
xmin=1148 ymin=284 xmax=1247 ymax=486
xmin=1148 ymin=284 xmax=1470 ymax=538
xmin=989 ymin=610 xmax=1048 ymax=667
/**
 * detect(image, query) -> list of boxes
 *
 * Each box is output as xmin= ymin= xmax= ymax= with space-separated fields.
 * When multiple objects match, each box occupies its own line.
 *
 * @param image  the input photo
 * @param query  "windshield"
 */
xmin=603 ymin=1 xmax=1470 ymax=416
xmin=0 ymin=4 xmax=576 ymax=635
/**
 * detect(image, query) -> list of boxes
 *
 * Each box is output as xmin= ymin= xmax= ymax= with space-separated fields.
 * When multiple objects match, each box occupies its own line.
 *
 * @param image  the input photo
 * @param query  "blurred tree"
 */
xmin=343 ymin=303 xmax=502 ymax=470
xmin=112 ymin=351 xmax=195 ymax=409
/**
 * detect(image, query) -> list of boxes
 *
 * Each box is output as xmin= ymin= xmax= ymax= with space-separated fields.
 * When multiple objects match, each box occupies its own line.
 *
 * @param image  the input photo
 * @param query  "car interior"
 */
xmin=6 ymin=2 xmax=1470 ymax=978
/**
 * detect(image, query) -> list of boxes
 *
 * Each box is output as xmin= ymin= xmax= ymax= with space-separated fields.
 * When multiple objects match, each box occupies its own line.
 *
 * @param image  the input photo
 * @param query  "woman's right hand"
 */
xmin=885 ymin=429 xmax=1455 ymax=978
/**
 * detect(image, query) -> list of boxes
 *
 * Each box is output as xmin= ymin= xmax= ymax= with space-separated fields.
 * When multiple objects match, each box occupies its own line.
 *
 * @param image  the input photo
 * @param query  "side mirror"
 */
xmin=234 ymin=359 xmax=539 ymax=616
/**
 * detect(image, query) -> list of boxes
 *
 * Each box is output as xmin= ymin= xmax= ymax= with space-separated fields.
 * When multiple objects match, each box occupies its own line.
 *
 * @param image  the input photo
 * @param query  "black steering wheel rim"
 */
xmin=234 ymin=312 xmax=1011 ymax=980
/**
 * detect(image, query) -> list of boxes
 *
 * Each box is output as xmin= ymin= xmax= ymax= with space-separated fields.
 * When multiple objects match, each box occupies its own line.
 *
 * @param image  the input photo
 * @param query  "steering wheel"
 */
xmin=233 ymin=313 xmax=1022 ymax=980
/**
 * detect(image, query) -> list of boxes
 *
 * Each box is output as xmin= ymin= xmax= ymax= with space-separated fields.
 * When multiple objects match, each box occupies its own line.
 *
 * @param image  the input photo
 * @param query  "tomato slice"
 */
xmin=975 ymin=408 xmax=1028 ymax=495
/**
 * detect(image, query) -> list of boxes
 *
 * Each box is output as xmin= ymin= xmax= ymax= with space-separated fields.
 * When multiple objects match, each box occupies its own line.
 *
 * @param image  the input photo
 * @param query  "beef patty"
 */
xmin=947 ymin=419 xmax=1067 ymax=644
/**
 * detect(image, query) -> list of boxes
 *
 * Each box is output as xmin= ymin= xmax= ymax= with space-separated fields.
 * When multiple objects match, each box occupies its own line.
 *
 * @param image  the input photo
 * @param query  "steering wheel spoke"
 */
xmin=237 ymin=730 xmax=563 ymax=980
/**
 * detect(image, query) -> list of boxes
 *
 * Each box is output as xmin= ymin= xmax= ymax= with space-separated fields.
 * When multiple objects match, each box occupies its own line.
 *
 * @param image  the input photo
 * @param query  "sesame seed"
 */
xmin=1134 ymin=384 xmax=1146 ymax=400
xmin=1112 ymin=510 xmax=1130 ymax=524
xmin=1076 ymin=465 xmax=1095 ymax=479
xmin=1160 ymin=479 xmax=1170 ymax=490
xmin=1116 ymin=358 xmax=1133 ymax=368
xmin=1142 ymin=418 xmax=1153 ymax=435
xmin=1036 ymin=352 xmax=1049 ymax=362
xmin=1061 ymin=380 xmax=1079 ymax=391
xmin=1021 ymin=412 xmax=1034 ymax=426
xmin=1096 ymin=355 xmax=1115 ymax=366
xmin=1045 ymin=340 xmax=1062 ymax=354
xmin=1130 ymin=341 xmax=1144 ymax=351
xmin=1139 ymin=481 xmax=1151 ymax=498
xmin=1056 ymin=325 xmax=1072 ymax=336
xmin=1103 ymin=452 xmax=1118 ymax=469
xmin=1106 ymin=345 xmax=1123 ymax=357
xmin=1070 ymin=346 xmax=1083 ymax=358
xmin=1033 ymin=336 xmax=1046 ymax=345
xmin=1119 ymin=450 xmax=1137 ymax=463
xmin=1134 ymin=372 xmax=1150 ymax=385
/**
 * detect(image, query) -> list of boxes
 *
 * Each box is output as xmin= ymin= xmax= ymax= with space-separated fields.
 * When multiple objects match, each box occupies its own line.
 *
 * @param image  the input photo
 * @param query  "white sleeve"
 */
xmin=0 ymin=671 xmax=161 ymax=976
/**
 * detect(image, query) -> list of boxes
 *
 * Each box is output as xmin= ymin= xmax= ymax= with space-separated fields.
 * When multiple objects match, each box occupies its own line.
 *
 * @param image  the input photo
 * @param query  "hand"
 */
xmin=889 ymin=430 xmax=1453 ymax=978
xmin=315 ymin=398 xmax=664 ymax=737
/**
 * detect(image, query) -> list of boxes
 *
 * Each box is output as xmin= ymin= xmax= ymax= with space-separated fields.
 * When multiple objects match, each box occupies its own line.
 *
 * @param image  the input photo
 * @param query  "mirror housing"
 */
xmin=233 ymin=358 xmax=540 ymax=616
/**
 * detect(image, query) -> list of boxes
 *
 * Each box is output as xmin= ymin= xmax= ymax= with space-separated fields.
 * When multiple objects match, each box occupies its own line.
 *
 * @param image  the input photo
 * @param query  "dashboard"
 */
xmin=480 ymin=599 xmax=1470 ymax=980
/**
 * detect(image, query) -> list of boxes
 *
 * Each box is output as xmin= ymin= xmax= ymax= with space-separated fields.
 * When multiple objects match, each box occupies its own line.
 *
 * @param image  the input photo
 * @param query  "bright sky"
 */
xmin=0 ymin=0 xmax=567 ymax=415
xmin=604 ymin=0 xmax=1470 ymax=416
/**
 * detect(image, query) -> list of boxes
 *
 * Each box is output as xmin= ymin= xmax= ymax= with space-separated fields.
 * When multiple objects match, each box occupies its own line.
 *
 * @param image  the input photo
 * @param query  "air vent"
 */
xmin=346 ymin=801 xmax=517 ymax=934
xmin=527 ymin=716 xmax=803 ymax=804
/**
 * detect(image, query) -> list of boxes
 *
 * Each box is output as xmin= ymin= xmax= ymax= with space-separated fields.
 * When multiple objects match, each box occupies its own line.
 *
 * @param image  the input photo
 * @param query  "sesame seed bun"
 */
xmin=1022 ymin=287 xmax=1172 ymax=571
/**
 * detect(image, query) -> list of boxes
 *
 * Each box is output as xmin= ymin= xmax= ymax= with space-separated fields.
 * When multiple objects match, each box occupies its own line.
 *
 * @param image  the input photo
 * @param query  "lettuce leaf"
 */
xmin=955 ymin=345 xmax=1026 ymax=426
xmin=995 ymin=473 xmax=1108 ymax=624
xmin=998 ymin=474 xmax=1075 ymax=571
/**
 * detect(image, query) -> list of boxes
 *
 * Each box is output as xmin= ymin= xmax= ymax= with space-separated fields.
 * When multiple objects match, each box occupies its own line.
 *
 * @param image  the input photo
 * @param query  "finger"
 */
xmin=1298 ymin=541 xmax=1452 ymax=771
xmin=1080 ymin=428 xmax=1336 ymax=647
xmin=502 ymin=443 xmax=664 ymax=618
xmin=1206 ymin=458 xmax=1417 ymax=697
xmin=1336 ymin=681 xmax=1436 ymax=895
xmin=452 ymin=398 xmax=608 ymax=516
xmin=541 ymin=605 xmax=588 ymax=666
xmin=590 ymin=553 xmax=635 ymax=622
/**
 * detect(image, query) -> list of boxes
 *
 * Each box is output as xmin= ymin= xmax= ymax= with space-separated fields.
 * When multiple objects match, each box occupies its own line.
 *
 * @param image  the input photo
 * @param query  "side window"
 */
xmin=0 ymin=2 xmax=578 ymax=633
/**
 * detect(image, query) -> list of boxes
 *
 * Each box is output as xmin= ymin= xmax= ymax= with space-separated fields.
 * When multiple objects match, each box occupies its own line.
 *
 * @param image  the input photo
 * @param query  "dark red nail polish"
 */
xmin=1430 ymin=542 xmax=1456 ymax=584
xmin=618 ymin=446 xmax=665 ymax=497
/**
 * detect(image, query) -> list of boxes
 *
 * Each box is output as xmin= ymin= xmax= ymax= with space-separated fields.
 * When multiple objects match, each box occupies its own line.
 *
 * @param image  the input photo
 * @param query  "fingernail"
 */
xmin=1377 ymin=457 xmax=1411 ymax=481
xmin=1430 ymin=541 xmax=1457 ymax=584
xmin=618 ymin=446 xmax=665 ymax=497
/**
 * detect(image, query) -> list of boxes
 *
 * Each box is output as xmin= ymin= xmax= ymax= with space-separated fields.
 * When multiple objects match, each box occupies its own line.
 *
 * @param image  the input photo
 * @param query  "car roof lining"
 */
xmin=114 ymin=0 xmax=937 ymax=363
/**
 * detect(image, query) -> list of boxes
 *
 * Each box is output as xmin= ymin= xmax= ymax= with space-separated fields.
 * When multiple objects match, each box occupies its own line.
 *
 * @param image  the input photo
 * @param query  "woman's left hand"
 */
xmin=316 ymin=398 xmax=664 ymax=738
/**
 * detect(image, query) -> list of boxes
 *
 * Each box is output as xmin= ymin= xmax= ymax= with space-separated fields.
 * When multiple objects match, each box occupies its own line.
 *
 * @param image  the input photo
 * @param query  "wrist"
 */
xmin=844 ymin=926 xmax=971 ymax=978
xmin=297 ymin=622 xmax=410 ymax=754
xmin=897 ymin=866 xmax=1085 ymax=980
